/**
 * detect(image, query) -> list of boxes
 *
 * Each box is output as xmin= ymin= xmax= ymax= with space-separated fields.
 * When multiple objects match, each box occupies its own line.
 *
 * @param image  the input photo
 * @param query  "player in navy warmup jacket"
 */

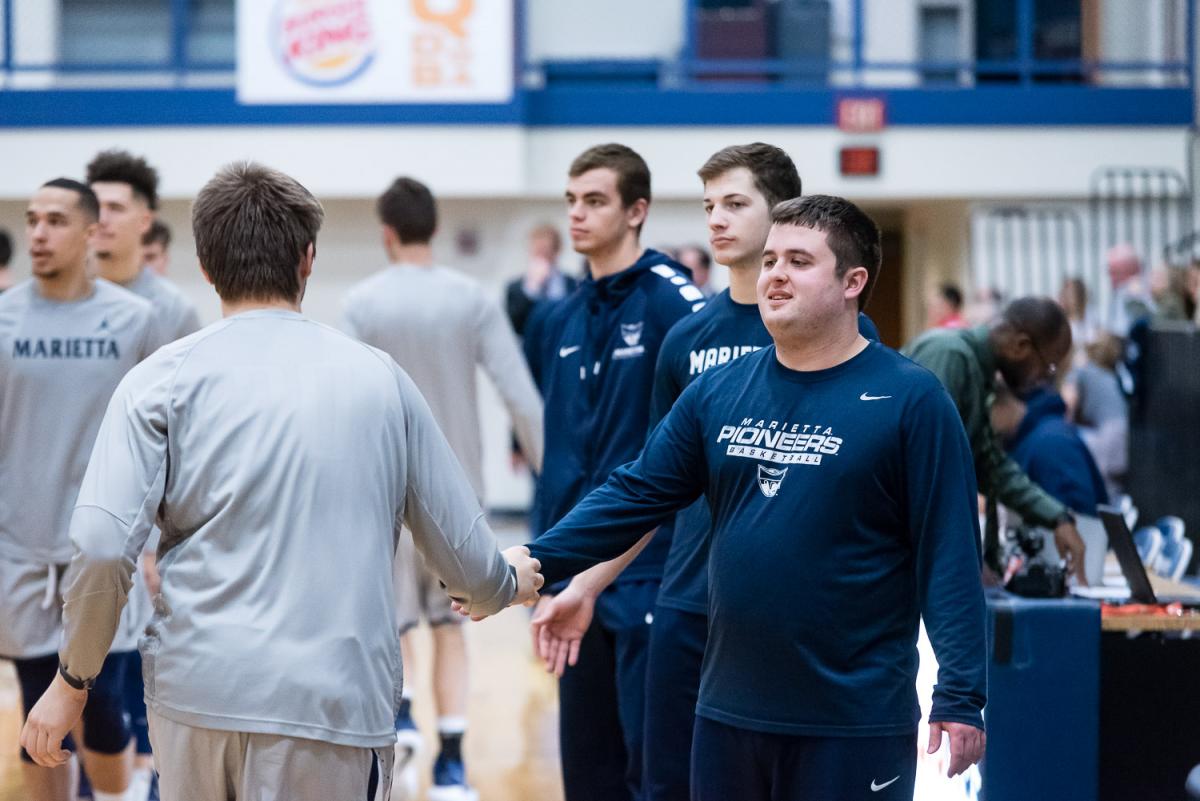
xmin=530 ymin=143 xmax=878 ymax=801
xmin=528 ymin=195 xmax=987 ymax=801
xmin=523 ymin=144 xmax=702 ymax=801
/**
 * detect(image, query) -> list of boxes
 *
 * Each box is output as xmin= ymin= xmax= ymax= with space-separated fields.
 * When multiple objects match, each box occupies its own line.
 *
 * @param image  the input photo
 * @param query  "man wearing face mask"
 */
xmin=903 ymin=296 xmax=1088 ymax=584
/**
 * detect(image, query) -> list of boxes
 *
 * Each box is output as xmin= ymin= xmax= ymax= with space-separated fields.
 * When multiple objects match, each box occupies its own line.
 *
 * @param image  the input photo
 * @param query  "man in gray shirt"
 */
xmin=87 ymin=150 xmax=201 ymax=344
xmin=343 ymin=176 xmax=543 ymax=801
xmin=87 ymin=148 xmax=203 ymax=796
xmin=2 ymin=179 xmax=162 ymax=801
xmin=20 ymin=163 xmax=543 ymax=801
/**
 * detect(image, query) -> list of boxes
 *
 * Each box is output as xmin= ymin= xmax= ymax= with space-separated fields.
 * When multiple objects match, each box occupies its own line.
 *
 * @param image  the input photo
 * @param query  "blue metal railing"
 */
xmin=671 ymin=0 xmax=1193 ymax=89
xmin=0 ymin=0 xmax=1192 ymax=91
xmin=0 ymin=0 xmax=235 ymax=78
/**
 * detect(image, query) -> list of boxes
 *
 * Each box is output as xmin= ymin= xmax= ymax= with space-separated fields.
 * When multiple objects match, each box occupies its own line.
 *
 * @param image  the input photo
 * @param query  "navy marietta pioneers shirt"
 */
xmin=524 ymin=248 xmax=701 ymax=583
xmin=650 ymin=295 xmax=881 ymax=614
xmin=530 ymin=341 xmax=987 ymax=736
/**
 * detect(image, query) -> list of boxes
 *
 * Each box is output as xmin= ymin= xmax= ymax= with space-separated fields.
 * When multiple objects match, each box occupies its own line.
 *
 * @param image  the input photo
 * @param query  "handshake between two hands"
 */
xmin=450 ymin=545 xmax=544 ymax=621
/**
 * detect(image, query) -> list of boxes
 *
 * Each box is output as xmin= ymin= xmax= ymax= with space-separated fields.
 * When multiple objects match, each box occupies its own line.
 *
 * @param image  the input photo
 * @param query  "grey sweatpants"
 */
xmin=149 ymin=712 xmax=392 ymax=801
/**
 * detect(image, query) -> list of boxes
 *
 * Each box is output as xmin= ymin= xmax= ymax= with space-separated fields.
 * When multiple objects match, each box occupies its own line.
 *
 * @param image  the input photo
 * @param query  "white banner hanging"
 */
xmin=237 ymin=0 xmax=514 ymax=104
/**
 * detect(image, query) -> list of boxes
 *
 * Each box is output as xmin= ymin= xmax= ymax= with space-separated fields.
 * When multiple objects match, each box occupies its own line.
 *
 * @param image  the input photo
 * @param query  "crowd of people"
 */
xmin=0 ymin=138 xmax=1190 ymax=801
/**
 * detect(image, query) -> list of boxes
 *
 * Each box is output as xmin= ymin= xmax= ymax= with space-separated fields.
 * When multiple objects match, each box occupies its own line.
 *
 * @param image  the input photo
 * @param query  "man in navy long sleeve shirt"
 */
xmin=522 ymin=144 xmax=700 ymax=801
xmin=531 ymin=143 xmax=879 ymax=801
xmin=528 ymin=195 xmax=987 ymax=801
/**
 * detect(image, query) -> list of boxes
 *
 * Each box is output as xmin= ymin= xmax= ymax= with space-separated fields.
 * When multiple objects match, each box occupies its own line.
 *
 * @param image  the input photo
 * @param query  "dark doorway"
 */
xmin=868 ymin=229 xmax=905 ymax=349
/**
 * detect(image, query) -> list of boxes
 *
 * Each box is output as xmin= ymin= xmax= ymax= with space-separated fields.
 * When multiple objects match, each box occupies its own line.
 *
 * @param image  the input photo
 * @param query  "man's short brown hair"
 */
xmin=697 ymin=143 xmax=802 ymax=209
xmin=192 ymin=162 xmax=324 ymax=303
xmin=569 ymin=143 xmax=652 ymax=209
xmin=377 ymin=177 xmax=437 ymax=245
xmin=142 ymin=218 xmax=171 ymax=248
xmin=771 ymin=195 xmax=881 ymax=311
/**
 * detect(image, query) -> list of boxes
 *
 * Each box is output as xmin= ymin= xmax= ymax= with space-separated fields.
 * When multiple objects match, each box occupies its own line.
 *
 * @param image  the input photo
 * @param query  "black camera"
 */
xmin=1004 ymin=526 xmax=1067 ymax=598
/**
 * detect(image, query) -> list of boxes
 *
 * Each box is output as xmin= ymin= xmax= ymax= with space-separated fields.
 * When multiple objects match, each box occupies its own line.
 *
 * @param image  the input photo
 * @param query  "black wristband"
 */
xmin=58 ymin=662 xmax=93 ymax=691
xmin=1055 ymin=511 xmax=1076 ymax=527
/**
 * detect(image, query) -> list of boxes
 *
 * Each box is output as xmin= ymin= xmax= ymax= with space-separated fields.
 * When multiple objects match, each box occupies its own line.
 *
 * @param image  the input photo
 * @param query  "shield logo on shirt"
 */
xmin=620 ymin=322 xmax=644 ymax=347
xmin=757 ymin=465 xmax=787 ymax=498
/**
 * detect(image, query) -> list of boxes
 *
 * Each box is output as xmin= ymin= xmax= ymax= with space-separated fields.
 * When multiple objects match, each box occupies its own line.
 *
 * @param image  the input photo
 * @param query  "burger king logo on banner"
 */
xmin=273 ymin=0 xmax=376 ymax=87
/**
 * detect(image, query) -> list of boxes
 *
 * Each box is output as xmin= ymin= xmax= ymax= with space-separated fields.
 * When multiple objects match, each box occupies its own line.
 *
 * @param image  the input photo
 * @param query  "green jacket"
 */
xmin=902 ymin=326 xmax=1067 ymax=537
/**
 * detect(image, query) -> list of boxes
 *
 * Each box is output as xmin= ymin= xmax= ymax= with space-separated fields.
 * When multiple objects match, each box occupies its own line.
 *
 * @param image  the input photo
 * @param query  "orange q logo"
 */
xmin=274 ymin=0 xmax=376 ymax=86
xmin=411 ymin=0 xmax=476 ymax=88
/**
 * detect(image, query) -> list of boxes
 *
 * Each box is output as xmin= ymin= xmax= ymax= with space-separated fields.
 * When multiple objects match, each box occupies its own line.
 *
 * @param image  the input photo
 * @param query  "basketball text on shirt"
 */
xmin=716 ymin=418 xmax=843 ymax=465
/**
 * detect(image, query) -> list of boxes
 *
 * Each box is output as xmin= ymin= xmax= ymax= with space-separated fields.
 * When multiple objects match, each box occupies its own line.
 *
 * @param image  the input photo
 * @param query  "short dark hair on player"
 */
xmin=1000 ymin=296 xmax=1070 ymax=350
xmin=192 ymin=162 xmax=324 ymax=303
xmin=86 ymin=149 xmax=160 ymax=210
xmin=376 ymin=177 xmax=437 ymax=245
xmin=41 ymin=178 xmax=100 ymax=222
xmin=143 ymin=218 xmax=171 ymax=248
xmin=697 ymin=143 xmax=802 ymax=209
xmin=0 ymin=229 xmax=11 ymax=267
xmin=569 ymin=143 xmax=652 ymax=210
xmin=770 ymin=195 xmax=882 ymax=311
xmin=939 ymin=283 xmax=964 ymax=310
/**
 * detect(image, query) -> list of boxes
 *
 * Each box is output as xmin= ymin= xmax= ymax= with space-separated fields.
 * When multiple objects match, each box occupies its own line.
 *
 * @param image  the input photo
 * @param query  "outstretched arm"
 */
xmin=528 ymin=383 xmax=708 ymax=586
xmin=396 ymin=367 xmax=541 ymax=616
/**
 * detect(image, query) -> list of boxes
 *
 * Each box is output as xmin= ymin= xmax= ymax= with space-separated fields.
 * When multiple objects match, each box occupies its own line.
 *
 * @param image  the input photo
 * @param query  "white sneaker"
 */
xmin=428 ymin=785 xmax=479 ymax=801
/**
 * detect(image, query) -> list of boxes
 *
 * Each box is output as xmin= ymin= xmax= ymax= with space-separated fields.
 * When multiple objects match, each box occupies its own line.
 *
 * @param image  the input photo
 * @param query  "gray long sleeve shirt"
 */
xmin=342 ymin=264 xmax=543 ymax=499
xmin=58 ymin=309 xmax=515 ymax=748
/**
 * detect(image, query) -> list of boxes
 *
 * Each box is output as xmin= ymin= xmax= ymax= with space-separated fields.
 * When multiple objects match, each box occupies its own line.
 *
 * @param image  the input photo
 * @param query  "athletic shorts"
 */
xmin=149 ymin=713 xmax=392 ymax=801
xmin=393 ymin=528 xmax=461 ymax=633
xmin=0 ymin=558 xmax=65 ymax=658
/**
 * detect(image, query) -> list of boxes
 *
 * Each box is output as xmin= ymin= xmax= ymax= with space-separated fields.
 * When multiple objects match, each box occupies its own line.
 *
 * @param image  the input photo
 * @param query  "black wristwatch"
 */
xmin=58 ymin=662 xmax=94 ymax=691
xmin=1055 ymin=511 xmax=1077 ymax=528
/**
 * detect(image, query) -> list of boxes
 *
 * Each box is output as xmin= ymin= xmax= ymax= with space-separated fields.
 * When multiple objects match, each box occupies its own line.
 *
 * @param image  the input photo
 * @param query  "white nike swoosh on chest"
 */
xmin=871 ymin=776 xmax=900 ymax=792
xmin=559 ymin=345 xmax=581 ymax=358
xmin=860 ymin=392 xmax=892 ymax=401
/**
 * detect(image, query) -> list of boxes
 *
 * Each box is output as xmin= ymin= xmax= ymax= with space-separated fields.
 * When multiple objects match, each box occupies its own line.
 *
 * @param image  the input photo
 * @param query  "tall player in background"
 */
xmin=1 ymin=179 xmax=163 ymax=801
xmin=86 ymin=151 xmax=200 ymax=343
xmin=523 ymin=144 xmax=701 ymax=801
xmin=532 ymin=143 xmax=877 ymax=801
xmin=343 ymin=176 xmax=543 ymax=801
xmin=526 ymin=196 xmax=987 ymax=801
xmin=87 ymin=149 xmax=202 ymax=801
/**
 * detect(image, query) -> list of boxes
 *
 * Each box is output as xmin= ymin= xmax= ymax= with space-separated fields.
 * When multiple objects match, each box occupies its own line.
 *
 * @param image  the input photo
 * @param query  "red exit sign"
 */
xmin=840 ymin=146 xmax=880 ymax=177
xmin=837 ymin=97 xmax=886 ymax=132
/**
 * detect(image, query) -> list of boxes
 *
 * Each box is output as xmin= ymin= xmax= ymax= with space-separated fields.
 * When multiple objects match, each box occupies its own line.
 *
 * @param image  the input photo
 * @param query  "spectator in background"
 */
xmin=902 ymin=297 xmax=1089 ymax=584
xmin=992 ymin=384 xmax=1108 ymax=520
xmin=0 ymin=228 xmax=12 ymax=292
xmin=1058 ymin=277 xmax=1099 ymax=367
xmin=676 ymin=243 xmax=715 ymax=298
xmin=1062 ymin=333 xmax=1129 ymax=497
xmin=925 ymin=282 xmax=966 ymax=329
xmin=1105 ymin=243 xmax=1154 ymax=337
xmin=505 ymin=223 xmax=579 ymax=337
xmin=1149 ymin=264 xmax=1192 ymax=322
xmin=1189 ymin=261 xmax=1200 ymax=324
xmin=142 ymin=218 xmax=171 ymax=276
